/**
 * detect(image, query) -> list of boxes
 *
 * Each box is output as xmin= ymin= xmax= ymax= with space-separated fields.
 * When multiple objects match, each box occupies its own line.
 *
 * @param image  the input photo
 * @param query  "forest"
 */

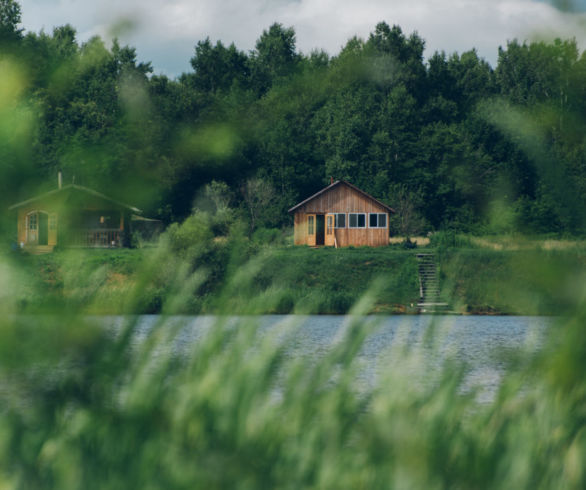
xmin=1 ymin=0 xmax=586 ymax=236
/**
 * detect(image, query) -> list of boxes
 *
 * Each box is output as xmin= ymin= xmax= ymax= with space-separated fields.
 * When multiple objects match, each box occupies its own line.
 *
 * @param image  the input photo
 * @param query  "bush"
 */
xmin=429 ymin=230 xmax=473 ymax=249
xmin=252 ymin=227 xmax=283 ymax=246
xmin=165 ymin=211 xmax=214 ymax=255
xmin=401 ymin=237 xmax=417 ymax=249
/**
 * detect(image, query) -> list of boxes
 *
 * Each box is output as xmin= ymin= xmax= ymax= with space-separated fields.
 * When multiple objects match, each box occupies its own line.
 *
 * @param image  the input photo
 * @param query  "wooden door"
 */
xmin=38 ymin=212 xmax=49 ymax=245
xmin=26 ymin=211 xmax=38 ymax=244
xmin=307 ymin=214 xmax=316 ymax=246
xmin=316 ymin=215 xmax=325 ymax=246
xmin=325 ymin=213 xmax=335 ymax=246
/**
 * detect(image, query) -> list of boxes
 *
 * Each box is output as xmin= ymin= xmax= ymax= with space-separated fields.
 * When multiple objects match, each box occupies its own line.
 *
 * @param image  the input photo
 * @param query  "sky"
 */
xmin=18 ymin=0 xmax=586 ymax=78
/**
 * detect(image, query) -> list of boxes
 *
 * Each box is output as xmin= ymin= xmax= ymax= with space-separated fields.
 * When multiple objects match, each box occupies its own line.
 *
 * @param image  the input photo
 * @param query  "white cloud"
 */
xmin=18 ymin=0 xmax=586 ymax=77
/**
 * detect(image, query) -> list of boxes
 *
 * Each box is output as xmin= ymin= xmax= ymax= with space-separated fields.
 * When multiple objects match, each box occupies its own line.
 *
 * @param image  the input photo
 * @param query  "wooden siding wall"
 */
xmin=292 ymin=183 xmax=390 ymax=247
xmin=294 ymin=212 xmax=308 ymax=245
xmin=336 ymin=226 xmax=388 ymax=247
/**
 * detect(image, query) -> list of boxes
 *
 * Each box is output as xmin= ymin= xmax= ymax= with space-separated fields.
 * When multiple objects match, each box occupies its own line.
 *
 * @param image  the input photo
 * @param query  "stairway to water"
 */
xmin=416 ymin=253 xmax=448 ymax=312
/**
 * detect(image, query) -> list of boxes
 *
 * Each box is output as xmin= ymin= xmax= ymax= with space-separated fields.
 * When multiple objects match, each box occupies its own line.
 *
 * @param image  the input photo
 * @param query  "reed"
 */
xmin=0 ymin=243 xmax=585 ymax=489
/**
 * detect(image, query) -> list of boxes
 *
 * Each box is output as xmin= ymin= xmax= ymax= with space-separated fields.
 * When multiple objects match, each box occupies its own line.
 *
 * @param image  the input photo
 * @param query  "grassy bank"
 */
xmin=10 ymin=248 xmax=147 ymax=312
xmin=14 ymin=247 xmax=420 ymax=315
xmin=11 ymin=241 xmax=586 ymax=315
xmin=214 ymin=247 xmax=420 ymax=314
xmin=439 ymin=248 xmax=586 ymax=315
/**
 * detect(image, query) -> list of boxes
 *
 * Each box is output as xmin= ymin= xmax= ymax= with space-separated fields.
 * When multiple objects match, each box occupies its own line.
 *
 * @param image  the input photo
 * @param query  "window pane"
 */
xmin=308 ymin=216 xmax=314 ymax=235
xmin=369 ymin=214 xmax=377 ymax=227
xmin=379 ymin=213 xmax=387 ymax=227
xmin=335 ymin=214 xmax=346 ymax=228
xmin=349 ymin=213 xmax=365 ymax=228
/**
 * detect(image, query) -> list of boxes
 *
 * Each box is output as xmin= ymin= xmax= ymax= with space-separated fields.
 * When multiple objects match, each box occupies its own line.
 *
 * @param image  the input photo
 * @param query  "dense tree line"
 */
xmin=1 ymin=0 xmax=586 ymax=235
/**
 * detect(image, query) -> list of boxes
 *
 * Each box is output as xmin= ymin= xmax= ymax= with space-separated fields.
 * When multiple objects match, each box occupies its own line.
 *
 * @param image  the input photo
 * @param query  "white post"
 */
xmin=58 ymin=171 xmax=62 ymax=189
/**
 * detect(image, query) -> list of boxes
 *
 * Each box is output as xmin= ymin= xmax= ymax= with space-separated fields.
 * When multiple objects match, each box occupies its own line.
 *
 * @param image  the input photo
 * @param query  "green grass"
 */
xmin=214 ymin=246 xmax=420 ymax=314
xmin=439 ymin=248 xmax=586 ymax=315
xmin=12 ymin=246 xmax=420 ymax=315
xmin=12 ymin=243 xmax=586 ymax=315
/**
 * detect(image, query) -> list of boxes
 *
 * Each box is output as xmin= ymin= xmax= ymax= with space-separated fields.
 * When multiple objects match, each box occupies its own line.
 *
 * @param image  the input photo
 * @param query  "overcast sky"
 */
xmin=18 ymin=0 xmax=586 ymax=77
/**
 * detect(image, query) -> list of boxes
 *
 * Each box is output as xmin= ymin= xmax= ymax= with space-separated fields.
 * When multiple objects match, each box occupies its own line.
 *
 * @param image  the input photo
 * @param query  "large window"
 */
xmin=307 ymin=215 xmax=314 ymax=235
xmin=348 ymin=213 xmax=366 ymax=228
xmin=334 ymin=213 xmax=346 ymax=228
xmin=369 ymin=213 xmax=387 ymax=228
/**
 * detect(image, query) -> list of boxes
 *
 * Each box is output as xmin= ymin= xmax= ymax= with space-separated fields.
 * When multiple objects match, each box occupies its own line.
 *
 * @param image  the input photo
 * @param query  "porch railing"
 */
xmin=69 ymin=229 xmax=123 ymax=248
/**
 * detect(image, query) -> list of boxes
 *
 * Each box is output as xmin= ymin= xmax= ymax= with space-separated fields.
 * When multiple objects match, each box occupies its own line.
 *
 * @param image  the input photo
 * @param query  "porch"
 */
xmin=68 ymin=229 xmax=123 ymax=248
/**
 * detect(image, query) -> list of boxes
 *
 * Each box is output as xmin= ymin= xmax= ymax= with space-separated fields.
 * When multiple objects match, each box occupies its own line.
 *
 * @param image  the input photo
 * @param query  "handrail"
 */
xmin=69 ymin=228 xmax=122 ymax=247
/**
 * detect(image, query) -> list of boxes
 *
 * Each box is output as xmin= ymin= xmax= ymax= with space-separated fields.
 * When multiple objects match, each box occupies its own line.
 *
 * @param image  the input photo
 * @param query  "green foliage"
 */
xmin=216 ymin=247 xmax=420 ymax=314
xmin=250 ymin=23 xmax=300 ymax=94
xmin=2 ymin=2 xmax=586 ymax=234
xmin=439 ymin=248 xmax=586 ymax=314
xmin=429 ymin=230 xmax=473 ymax=249
xmin=241 ymin=177 xmax=281 ymax=233
xmin=0 ymin=0 xmax=22 ymax=42
xmin=189 ymin=38 xmax=249 ymax=94
xmin=165 ymin=211 xmax=215 ymax=256
xmin=251 ymin=227 xmax=286 ymax=246
xmin=401 ymin=237 xmax=418 ymax=249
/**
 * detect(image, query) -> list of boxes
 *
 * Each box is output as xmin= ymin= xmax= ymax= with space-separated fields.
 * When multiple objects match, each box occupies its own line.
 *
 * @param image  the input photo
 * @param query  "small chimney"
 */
xmin=58 ymin=170 xmax=62 ymax=189
xmin=330 ymin=176 xmax=334 ymax=185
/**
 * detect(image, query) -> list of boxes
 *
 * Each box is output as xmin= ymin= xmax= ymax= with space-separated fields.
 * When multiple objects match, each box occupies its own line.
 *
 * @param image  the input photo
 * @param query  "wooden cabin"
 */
xmin=289 ymin=180 xmax=395 ymax=247
xmin=9 ymin=182 xmax=142 ymax=253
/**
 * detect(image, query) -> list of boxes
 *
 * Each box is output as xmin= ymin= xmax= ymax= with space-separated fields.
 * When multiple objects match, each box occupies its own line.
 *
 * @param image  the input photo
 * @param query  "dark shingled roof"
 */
xmin=288 ymin=180 xmax=395 ymax=214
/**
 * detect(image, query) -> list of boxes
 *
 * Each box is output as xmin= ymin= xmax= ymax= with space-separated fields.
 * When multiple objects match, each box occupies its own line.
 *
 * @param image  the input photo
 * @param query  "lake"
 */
xmin=115 ymin=314 xmax=552 ymax=403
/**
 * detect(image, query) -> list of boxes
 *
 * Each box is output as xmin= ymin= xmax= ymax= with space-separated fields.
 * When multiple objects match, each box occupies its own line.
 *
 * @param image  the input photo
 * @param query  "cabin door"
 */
xmin=307 ymin=214 xmax=316 ymax=246
xmin=38 ymin=212 xmax=49 ymax=245
xmin=316 ymin=215 xmax=325 ymax=246
xmin=325 ymin=213 xmax=335 ymax=247
xmin=26 ymin=211 xmax=39 ymax=244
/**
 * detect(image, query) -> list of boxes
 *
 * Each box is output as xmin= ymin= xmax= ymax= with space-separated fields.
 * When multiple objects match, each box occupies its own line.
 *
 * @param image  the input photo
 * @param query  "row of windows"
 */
xmin=308 ymin=213 xmax=387 ymax=234
xmin=337 ymin=213 xmax=387 ymax=229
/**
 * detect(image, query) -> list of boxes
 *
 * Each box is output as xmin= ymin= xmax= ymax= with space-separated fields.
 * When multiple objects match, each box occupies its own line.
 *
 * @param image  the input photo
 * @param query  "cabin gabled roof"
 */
xmin=8 ymin=184 xmax=142 ymax=214
xmin=288 ymin=180 xmax=395 ymax=214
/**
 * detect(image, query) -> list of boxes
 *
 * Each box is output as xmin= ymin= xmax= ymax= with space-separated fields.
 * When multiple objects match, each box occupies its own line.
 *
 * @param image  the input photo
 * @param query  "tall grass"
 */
xmin=1 ymin=243 xmax=585 ymax=489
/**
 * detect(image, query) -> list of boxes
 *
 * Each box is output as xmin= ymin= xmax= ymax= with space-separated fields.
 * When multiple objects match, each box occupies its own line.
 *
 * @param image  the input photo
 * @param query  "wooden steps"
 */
xmin=416 ymin=253 xmax=448 ymax=312
xmin=24 ymin=245 xmax=54 ymax=255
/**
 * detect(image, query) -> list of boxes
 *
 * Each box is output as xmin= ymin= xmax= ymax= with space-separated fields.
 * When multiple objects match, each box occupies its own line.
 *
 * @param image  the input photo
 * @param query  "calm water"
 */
xmin=114 ymin=314 xmax=552 ymax=403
